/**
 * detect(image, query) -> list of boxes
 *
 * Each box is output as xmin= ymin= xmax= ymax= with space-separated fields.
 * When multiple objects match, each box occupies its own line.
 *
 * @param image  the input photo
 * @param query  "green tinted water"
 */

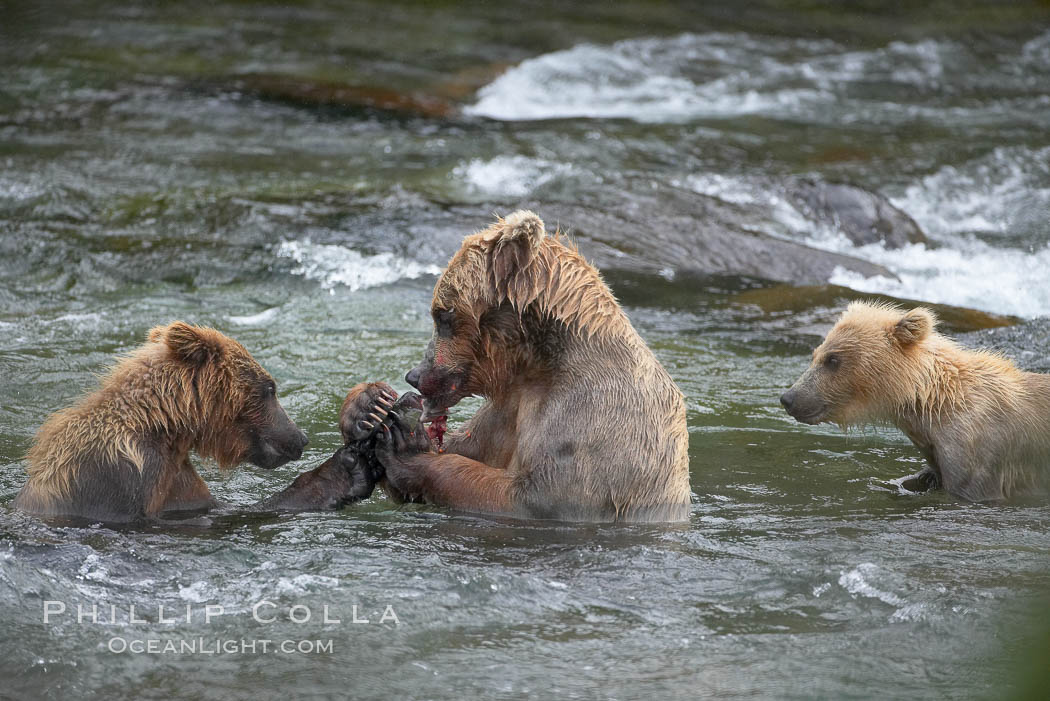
xmin=2 ymin=2 xmax=1049 ymax=699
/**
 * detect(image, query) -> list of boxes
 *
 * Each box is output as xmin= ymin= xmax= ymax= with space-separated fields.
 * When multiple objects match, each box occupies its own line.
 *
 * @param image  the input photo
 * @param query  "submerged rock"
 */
xmin=210 ymin=64 xmax=508 ymax=120
xmin=785 ymin=179 xmax=927 ymax=249
xmin=957 ymin=318 xmax=1050 ymax=371
xmin=733 ymin=284 xmax=1015 ymax=335
xmin=546 ymin=204 xmax=893 ymax=285
xmin=222 ymin=73 xmax=457 ymax=119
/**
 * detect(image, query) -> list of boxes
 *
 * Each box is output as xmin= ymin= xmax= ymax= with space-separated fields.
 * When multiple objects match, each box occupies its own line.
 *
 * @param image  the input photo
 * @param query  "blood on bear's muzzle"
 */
xmin=407 ymin=358 xmax=467 ymax=411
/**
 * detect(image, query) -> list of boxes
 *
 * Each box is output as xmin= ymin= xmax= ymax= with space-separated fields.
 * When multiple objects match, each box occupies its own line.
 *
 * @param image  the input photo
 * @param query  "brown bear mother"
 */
xmin=781 ymin=301 xmax=1050 ymax=501
xmin=347 ymin=210 xmax=692 ymax=522
xmin=14 ymin=322 xmax=309 ymax=521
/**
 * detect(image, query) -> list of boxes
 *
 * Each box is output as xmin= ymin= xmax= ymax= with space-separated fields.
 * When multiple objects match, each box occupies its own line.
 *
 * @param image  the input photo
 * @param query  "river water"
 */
xmin=2 ymin=2 xmax=1049 ymax=699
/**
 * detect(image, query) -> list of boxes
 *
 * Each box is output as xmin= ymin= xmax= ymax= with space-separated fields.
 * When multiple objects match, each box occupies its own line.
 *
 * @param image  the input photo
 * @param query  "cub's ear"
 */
xmin=155 ymin=321 xmax=224 ymax=366
xmin=893 ymin=308 xmax=935 ymax=346
xmin=484 ymin=210 xmax=546 ymax=308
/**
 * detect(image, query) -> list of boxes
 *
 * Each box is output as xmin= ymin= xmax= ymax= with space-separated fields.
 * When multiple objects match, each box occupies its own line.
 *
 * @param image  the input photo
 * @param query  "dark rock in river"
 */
xmin=327 ymin=183 xmax=898 ymax=287
xmin=957 ymin=318 xmax=1050 ymax=372
xmin=785 ymin=179 xmax=927 ymax=249
xmin=509 ymin=184 xmax=895 ymax=285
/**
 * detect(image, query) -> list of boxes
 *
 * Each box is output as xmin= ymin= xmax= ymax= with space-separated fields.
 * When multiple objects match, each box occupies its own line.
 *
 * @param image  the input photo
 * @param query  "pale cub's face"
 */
xmin=780 ymin=304 xmax=934 ymax=427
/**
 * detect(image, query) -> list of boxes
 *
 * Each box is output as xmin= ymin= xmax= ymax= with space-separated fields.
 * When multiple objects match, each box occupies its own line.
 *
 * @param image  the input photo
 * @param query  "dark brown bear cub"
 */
xmin=14 ymin=322 xmax=308 ymax=521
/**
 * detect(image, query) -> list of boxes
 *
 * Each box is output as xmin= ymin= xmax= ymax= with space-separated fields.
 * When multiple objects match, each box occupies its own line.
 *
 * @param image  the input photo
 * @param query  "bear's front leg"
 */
xmin=375 ymin=395 xmax=514 ymax=515
xmin=251 ymin=446 xmax=380 ymax=512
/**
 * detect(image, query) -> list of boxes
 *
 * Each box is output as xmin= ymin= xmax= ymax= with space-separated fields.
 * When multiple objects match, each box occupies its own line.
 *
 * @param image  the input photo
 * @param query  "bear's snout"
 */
xmin=292 ymin=428 xmax=309 ymax=457
xmin=405 ymin=365 xmax=422 ymax=389
xmin=250 ymin=416 xmax=309 ymax=470
xmin=277 ymin=427 xmax=308 ymax=462
xmin=779 ymin=383 xmax=827 ymax=425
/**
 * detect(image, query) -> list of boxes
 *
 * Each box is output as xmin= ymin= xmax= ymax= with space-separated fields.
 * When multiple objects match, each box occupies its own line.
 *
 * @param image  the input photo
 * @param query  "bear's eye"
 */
xmin=434 ymin=309 xmax=455 ymax=337
xmin=261 ymin=381 xmax=276 ymax=398
xmin=823 ymin=353 xmax=841 ymax=370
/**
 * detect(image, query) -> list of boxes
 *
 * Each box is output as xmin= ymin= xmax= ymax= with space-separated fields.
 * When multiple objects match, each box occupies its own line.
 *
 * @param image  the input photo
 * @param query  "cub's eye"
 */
xmin=823 ymin=354 xmax=841 ymax=370
xmin=434 ymin=309 xmax=455 ymax=336
xmin=262 ymin=381 xmax=276 ymax=398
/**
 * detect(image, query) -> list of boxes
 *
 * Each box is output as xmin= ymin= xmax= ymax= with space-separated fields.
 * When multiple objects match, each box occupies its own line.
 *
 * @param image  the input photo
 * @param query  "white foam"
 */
xmin=451 ymin=155 xmax=574 ymax=197
xmin=42 ymin=312 xmax=106 ymax=327
xmin=684 ymin=173 xmax=760 ymax=206
xmin=823 ymin=146 xmax=1050 ymax=318
xmin=1021 ymin=29 xmax=1050 ymax=67
xmin=227 ymin=308 xmax=279 ymax=326
xmin=890 ymin=603 xmax=927 ymax=622
xmin=838 ymin=563 xmax=905 ymax=606
xmin=178 ymin=580 xmax=216 ymax=603
xmin=465 ymin=33 xmax=980 ymax=124
xmin=682 ymin=173 xmax=813 ymax=236
xmin=681 ymin=146 xmax=1050 ymax=318
xmin=828 ymin=240 xmax=1050 ymax=319
xmin=276 ymin=240 xmax=441 ymax=291
xmin=76 ymin=553 xmax=109 ymax=583
xmin=0 ymin=177 xmax=45 ymax=201
xmin=467 ymin=34 xmax=827 ymax=122
xmin=274 ymin=574 xmax=340 ymax=596
xmin=889 ymin=146 xmax=1050 ymax=240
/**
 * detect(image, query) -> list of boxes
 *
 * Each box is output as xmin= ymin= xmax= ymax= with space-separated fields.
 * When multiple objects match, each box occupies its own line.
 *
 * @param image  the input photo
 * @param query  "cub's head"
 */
xmin=149 ymin=321 xmax=308 ymax=469
xmin=780 ymin=302 xmax=936 ymax=426
xmin=405 ymin=210 xmax=548 ymax=422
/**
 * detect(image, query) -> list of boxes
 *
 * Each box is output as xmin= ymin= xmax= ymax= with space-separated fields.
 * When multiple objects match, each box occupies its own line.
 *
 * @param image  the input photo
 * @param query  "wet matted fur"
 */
xmin=782 ymin=301 xmax=1050 ymax=501
xmin=358 ymin=210 xmax=691 ymax=522
xmin=15 ymin=322 xmax=307 ymax=521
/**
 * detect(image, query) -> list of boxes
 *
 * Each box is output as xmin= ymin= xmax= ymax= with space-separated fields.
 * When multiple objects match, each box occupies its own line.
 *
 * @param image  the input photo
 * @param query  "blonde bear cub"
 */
xmin=782 ymin=301 xmax=1050 ymax=501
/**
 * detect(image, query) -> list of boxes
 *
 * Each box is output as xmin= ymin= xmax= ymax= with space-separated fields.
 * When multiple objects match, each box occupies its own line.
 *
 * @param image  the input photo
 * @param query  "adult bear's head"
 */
xmin=406 ymin=211 xmax=545 ymax=420
xmin=406 ymin=210 xmax=627 ymax=437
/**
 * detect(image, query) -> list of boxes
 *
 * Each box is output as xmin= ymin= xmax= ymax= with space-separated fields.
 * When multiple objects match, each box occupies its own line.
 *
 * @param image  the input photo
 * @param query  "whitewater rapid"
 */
xmin=461 ymin=32 xmax=1050 ymax=318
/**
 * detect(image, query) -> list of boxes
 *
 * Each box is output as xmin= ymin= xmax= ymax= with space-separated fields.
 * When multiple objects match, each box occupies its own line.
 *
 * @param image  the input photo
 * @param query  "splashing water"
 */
xmin=276 ymin=240 xmax=442 ymax=292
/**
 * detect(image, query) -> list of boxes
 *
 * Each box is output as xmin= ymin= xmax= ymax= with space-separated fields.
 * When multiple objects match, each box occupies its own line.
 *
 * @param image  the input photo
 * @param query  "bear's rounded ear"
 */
xmin=161 ymin=321 xmax=224 ymax=366
xmin=484 ymin=211 xmax=547 ymax=309
xmin=893 ymin=307 xmax=935 ymax=346
xmin=485 ymin=210 xmax=545 ymax=281
xmin=484 ymin=210 xmax=546 ymax=246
